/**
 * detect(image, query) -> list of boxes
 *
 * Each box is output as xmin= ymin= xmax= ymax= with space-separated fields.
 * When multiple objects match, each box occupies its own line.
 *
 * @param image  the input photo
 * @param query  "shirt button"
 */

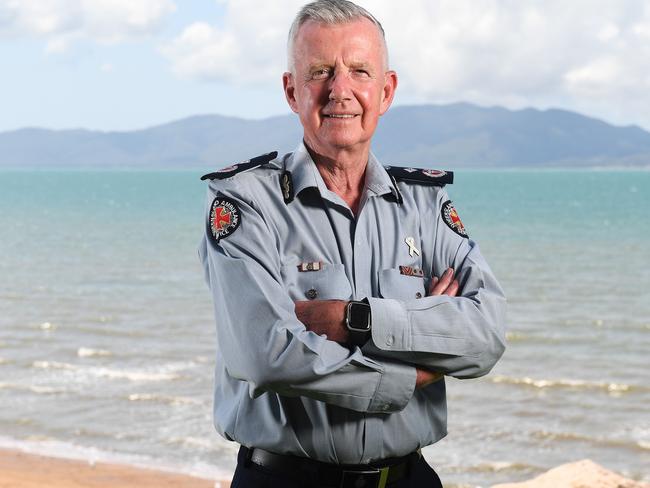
xmin=306 ymin=288 xmax=318 ymax=300
xmin=415 ymin=292 xmax=423 ymax=299
xmin=386 ymin=335 xmax=394 ymax=346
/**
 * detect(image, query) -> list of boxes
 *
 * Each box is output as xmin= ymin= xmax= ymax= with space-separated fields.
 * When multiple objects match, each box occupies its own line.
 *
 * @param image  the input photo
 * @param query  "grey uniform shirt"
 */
xmin=198 ymin=142 xmax=506 ymax=465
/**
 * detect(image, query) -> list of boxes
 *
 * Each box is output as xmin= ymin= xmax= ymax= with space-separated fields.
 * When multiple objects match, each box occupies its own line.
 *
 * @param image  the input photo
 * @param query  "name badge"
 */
xmin=399 ymin=266 xmax=424 ymax=277
xmin=298 ymin=261 xmax=322 ymax=272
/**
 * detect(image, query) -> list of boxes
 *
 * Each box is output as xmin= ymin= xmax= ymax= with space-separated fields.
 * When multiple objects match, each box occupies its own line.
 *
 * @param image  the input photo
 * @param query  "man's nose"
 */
xmin=328 ymin=72 xmax=352 ymax=102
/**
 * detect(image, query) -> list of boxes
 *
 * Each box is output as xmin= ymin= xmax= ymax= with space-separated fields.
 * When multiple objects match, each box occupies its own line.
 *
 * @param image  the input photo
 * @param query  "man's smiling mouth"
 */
xmin=324 ymin=114 xmax=359 ymax=119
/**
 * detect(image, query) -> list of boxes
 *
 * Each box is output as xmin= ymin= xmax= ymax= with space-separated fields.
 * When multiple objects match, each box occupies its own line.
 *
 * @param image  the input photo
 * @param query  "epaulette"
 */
xmin=200 ymin=151 xmax=279 ymax=181
xmin=385 ymin=166 xmax=454 ymax=186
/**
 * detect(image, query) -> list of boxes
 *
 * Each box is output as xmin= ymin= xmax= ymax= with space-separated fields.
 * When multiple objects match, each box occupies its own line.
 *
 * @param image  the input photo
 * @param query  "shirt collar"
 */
xmin=285 ymin=141 xmax=396 ymax=202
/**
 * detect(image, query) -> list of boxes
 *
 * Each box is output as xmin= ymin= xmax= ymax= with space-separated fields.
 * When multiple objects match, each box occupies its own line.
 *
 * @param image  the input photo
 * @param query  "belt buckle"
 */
xmin=340 ymin=467 xmax=389 ymax=488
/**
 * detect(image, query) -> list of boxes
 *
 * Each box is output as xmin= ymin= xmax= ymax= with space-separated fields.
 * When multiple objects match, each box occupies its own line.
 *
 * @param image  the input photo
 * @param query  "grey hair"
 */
xmin=287 ymin=0 xmax=388 ymax=72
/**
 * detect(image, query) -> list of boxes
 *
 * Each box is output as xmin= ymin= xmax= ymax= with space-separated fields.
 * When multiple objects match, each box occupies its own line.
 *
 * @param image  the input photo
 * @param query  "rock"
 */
xmin=491 ymin=459 xmax=649 ymax=488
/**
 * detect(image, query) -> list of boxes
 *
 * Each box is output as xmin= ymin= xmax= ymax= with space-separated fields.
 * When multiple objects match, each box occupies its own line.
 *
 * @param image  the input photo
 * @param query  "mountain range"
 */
xmin=2 ymin=103 xmax=650 ymax=168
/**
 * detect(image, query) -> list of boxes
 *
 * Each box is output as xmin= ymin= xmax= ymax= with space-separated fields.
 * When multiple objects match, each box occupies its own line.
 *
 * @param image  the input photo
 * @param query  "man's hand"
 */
xmin=416 ymin=369 xmax=444 ymax=388
xmin=295 ymin=300 xmax=349 ymax=343
xmin=416 ymin=267 xmax=459 ymax=388
xmin=429 ymin=267 xmax=459 ymax=296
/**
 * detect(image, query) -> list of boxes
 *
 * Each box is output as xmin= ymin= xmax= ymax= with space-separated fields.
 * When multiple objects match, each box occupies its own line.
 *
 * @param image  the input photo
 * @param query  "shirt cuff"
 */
xmin=367 ymin=297 xmax=410 ymax=351
xmin=367 ymin=359 xmax=416 ymax=413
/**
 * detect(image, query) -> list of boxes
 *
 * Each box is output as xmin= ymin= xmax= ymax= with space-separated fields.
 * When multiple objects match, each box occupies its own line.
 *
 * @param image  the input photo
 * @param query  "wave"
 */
xmin=166 ymin=436 xmax=215 ymax=450
xmin=0 ymin=436 xmax=233 ymax=481
xmin=489 ymin=375 xmax=643 ymax=394
xmin=67 ymin=325 xmax=150 ymax=338
xmin=505 ymin=331 xmax=529 ymax=342
xmin=446 ymin=461 xmax=537 ymax=474
xmin=31 ymin=360 xmax=184 ymax=382
xmin=77 ymin=347 xmax=112 ymax=358
xmin=126 ymin=393 xmax=205 ymax=406
xmin=0 ymin=382 xmax=68 ymax=395
xmin=532 ymin=430 xmax=650 ymax=453
xmin=504 ymin=331 xmax=565 ymax=344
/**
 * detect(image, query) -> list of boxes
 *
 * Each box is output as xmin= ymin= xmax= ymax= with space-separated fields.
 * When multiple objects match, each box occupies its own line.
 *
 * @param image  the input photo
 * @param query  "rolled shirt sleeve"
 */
xmin=200 ymin=180 xmax=416 ymax=413
xmin=365 ymin=189 xmax=507 ymax=379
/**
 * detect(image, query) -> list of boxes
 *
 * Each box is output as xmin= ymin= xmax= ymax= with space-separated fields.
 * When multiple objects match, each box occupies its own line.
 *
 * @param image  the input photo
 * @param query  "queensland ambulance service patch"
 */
xmin=208 ymin=197 xmax=241 ymax=243
xmin=441 ymin=200 xmax=468 ymax=238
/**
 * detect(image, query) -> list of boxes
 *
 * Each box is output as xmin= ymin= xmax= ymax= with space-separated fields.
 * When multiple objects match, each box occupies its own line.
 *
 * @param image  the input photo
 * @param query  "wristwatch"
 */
xmin=345 ymin=299 xmax=372 ymax=346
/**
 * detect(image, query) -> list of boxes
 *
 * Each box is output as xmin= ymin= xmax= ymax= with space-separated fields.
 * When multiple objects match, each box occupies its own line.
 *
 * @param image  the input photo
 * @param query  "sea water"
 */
xmin=0 ymin=169 xmax=648 ymax=486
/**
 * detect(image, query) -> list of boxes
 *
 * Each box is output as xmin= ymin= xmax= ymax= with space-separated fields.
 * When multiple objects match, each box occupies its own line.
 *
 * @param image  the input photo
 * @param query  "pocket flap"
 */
xmin=281 ymin=263 xmax=352 ymax=300
xmin=378 ymin=268 xmax=426 ymax=301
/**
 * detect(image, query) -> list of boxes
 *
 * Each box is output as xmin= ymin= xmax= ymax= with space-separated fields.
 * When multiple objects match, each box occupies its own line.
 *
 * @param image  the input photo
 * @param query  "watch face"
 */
xmin=348 ymin=302 xmax=371 ymax=332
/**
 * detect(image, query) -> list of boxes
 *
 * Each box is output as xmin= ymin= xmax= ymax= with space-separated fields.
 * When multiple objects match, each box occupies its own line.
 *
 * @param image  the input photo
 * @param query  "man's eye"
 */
xmin=354 ymin=69 xmax=370 ymax=77
xmin=312 ymin=69 xmax=330 ymax=79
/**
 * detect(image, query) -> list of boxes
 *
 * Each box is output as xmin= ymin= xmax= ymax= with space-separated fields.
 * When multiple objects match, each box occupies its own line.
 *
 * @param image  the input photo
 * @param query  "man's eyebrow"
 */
xmin=307 ymin=62 xmax=332 ymax=71
xmin=348 ymin=61 xmax=374 ymax=71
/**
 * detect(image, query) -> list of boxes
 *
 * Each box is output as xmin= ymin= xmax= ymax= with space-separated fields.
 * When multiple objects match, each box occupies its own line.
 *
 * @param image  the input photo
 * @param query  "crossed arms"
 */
xmin=295 ymin=267 xmax=460 ymax=389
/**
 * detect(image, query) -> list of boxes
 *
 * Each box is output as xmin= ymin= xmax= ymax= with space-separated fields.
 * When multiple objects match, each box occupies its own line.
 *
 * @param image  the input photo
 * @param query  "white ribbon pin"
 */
xmin=405 ymin=237 xmax=420 ymax=257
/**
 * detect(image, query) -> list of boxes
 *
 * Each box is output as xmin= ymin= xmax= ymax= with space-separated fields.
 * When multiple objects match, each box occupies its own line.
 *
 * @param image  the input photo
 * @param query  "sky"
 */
xmin=1 ymin=0 xmax=650 ymax=133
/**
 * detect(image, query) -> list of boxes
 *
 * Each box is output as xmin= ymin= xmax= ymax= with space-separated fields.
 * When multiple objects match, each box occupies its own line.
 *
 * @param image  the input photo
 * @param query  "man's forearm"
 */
xmin=294 ymin=266 xmax=459 ymax=389
xmin=294 ymin=299 xmax=350 ymax=343
xmin=294 ymin=298 xmax=441 ymax=388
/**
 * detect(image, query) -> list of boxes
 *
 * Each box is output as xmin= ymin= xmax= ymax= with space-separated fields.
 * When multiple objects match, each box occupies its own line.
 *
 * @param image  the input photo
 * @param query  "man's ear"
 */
xmin=379 ymin=70 xmax=398 ymax=116
xmin=283 ymin=72 xmax=299 ymax=114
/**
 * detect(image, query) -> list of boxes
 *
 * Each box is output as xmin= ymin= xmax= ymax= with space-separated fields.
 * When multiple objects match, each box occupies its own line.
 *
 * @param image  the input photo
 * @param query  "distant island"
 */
xmin=2 ymin=103 xmax=650 ymax=169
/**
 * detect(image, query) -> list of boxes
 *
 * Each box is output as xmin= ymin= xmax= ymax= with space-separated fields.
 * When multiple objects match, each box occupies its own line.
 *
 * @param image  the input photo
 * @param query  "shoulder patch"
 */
xmin=385 ymin=166 xmax=453 ymax=186
xmin=208 ymin=196 xmax=241 ymax=243
xmin=200 ymin=151 xmax=279 ymax=181
xmin=441 ymin=200 xmax=468 ymax=238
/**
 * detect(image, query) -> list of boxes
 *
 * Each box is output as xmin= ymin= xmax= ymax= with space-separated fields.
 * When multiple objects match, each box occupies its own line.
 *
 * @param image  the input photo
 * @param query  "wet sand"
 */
xmin=0 ymin=448 xmax=230 ymax=488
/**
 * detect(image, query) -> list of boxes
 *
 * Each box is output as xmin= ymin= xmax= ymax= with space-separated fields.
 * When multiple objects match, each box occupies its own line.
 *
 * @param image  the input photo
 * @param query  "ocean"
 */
xmin=0 ymin=169 xmax=648 ymax=487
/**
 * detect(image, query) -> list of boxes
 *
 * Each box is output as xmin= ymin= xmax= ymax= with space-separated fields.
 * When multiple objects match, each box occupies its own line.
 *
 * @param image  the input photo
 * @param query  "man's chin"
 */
xmin=318 ymin=133 xmax=370 ymax=151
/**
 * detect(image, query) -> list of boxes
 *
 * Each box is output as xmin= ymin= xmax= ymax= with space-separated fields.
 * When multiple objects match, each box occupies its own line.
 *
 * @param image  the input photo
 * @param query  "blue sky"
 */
xmin=2 ymin=0 xmax=650 ymax=132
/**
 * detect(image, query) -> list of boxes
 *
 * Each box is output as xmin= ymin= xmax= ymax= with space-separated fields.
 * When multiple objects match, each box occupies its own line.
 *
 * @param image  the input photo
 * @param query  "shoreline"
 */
xmin=0 ymin=448 xmax=231 ymax=488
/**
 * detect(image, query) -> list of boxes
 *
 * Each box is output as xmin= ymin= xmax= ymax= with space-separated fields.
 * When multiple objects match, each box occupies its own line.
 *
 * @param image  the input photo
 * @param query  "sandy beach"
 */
xmin=2 ymin=448 xmax=648 ymax=488
xmin=0 ymin=448 xmax=230 ymax=488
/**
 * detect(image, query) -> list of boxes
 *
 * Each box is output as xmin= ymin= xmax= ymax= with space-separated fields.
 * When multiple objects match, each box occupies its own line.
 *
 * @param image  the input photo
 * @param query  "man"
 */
xmin=199 ymin=1 xmax=506 ymax=487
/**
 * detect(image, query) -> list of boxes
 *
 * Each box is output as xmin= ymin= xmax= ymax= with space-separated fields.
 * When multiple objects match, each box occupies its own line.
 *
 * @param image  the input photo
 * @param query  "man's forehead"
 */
xmin=296 ymin=17 xmax=382 ymax=44
xmin=294 ymin=19 xmax=384 ymax=63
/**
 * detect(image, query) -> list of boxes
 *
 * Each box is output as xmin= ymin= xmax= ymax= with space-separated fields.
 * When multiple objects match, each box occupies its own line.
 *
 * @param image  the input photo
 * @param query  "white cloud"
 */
xmin=164 ymin=0 xmax=650 ymax=129
xmin=0 ymin=0 xmax=176 ymax=50
xmin=162 ymin=0 xmax=303 ymax=83
xmin=565 ymin=57 xmax=621 ymax=94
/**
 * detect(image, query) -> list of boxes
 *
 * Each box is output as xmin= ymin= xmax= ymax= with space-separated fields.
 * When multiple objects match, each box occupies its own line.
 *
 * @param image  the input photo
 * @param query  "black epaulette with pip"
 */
xmin=385 ymin=166 xmax=454 ymax=186
xmin=200 ymin=151 xmax=279 ymax=181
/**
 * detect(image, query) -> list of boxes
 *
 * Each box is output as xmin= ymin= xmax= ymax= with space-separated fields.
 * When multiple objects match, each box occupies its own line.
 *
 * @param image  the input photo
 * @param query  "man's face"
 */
xmin=283 ymin=18 xmax=397 ymax=158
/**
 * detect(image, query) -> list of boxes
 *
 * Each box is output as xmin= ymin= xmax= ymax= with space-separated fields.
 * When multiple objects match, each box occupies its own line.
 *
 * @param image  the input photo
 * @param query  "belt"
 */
xmin=242 ymin=446 xmax=420 ymax=488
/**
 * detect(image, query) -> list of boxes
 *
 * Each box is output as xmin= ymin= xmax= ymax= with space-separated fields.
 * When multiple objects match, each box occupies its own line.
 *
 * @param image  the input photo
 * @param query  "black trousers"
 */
xmin=231 ymin=447 xmax=443 ymax=488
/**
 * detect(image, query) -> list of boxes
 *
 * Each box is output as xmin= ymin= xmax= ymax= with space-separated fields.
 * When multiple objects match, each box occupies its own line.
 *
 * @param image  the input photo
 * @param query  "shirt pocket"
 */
xmin=281 ymin=263 xmax=353 ymax=301
xmin=378 ymin=268 xmax=426 ymax=301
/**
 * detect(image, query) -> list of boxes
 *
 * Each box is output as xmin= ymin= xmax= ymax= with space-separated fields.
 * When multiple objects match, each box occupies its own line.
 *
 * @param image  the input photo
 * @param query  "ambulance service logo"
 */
xmin=441 ymin=200 xmax=468 ymax=238
xmin=208 ymin=197 xmax=241 ymax=243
